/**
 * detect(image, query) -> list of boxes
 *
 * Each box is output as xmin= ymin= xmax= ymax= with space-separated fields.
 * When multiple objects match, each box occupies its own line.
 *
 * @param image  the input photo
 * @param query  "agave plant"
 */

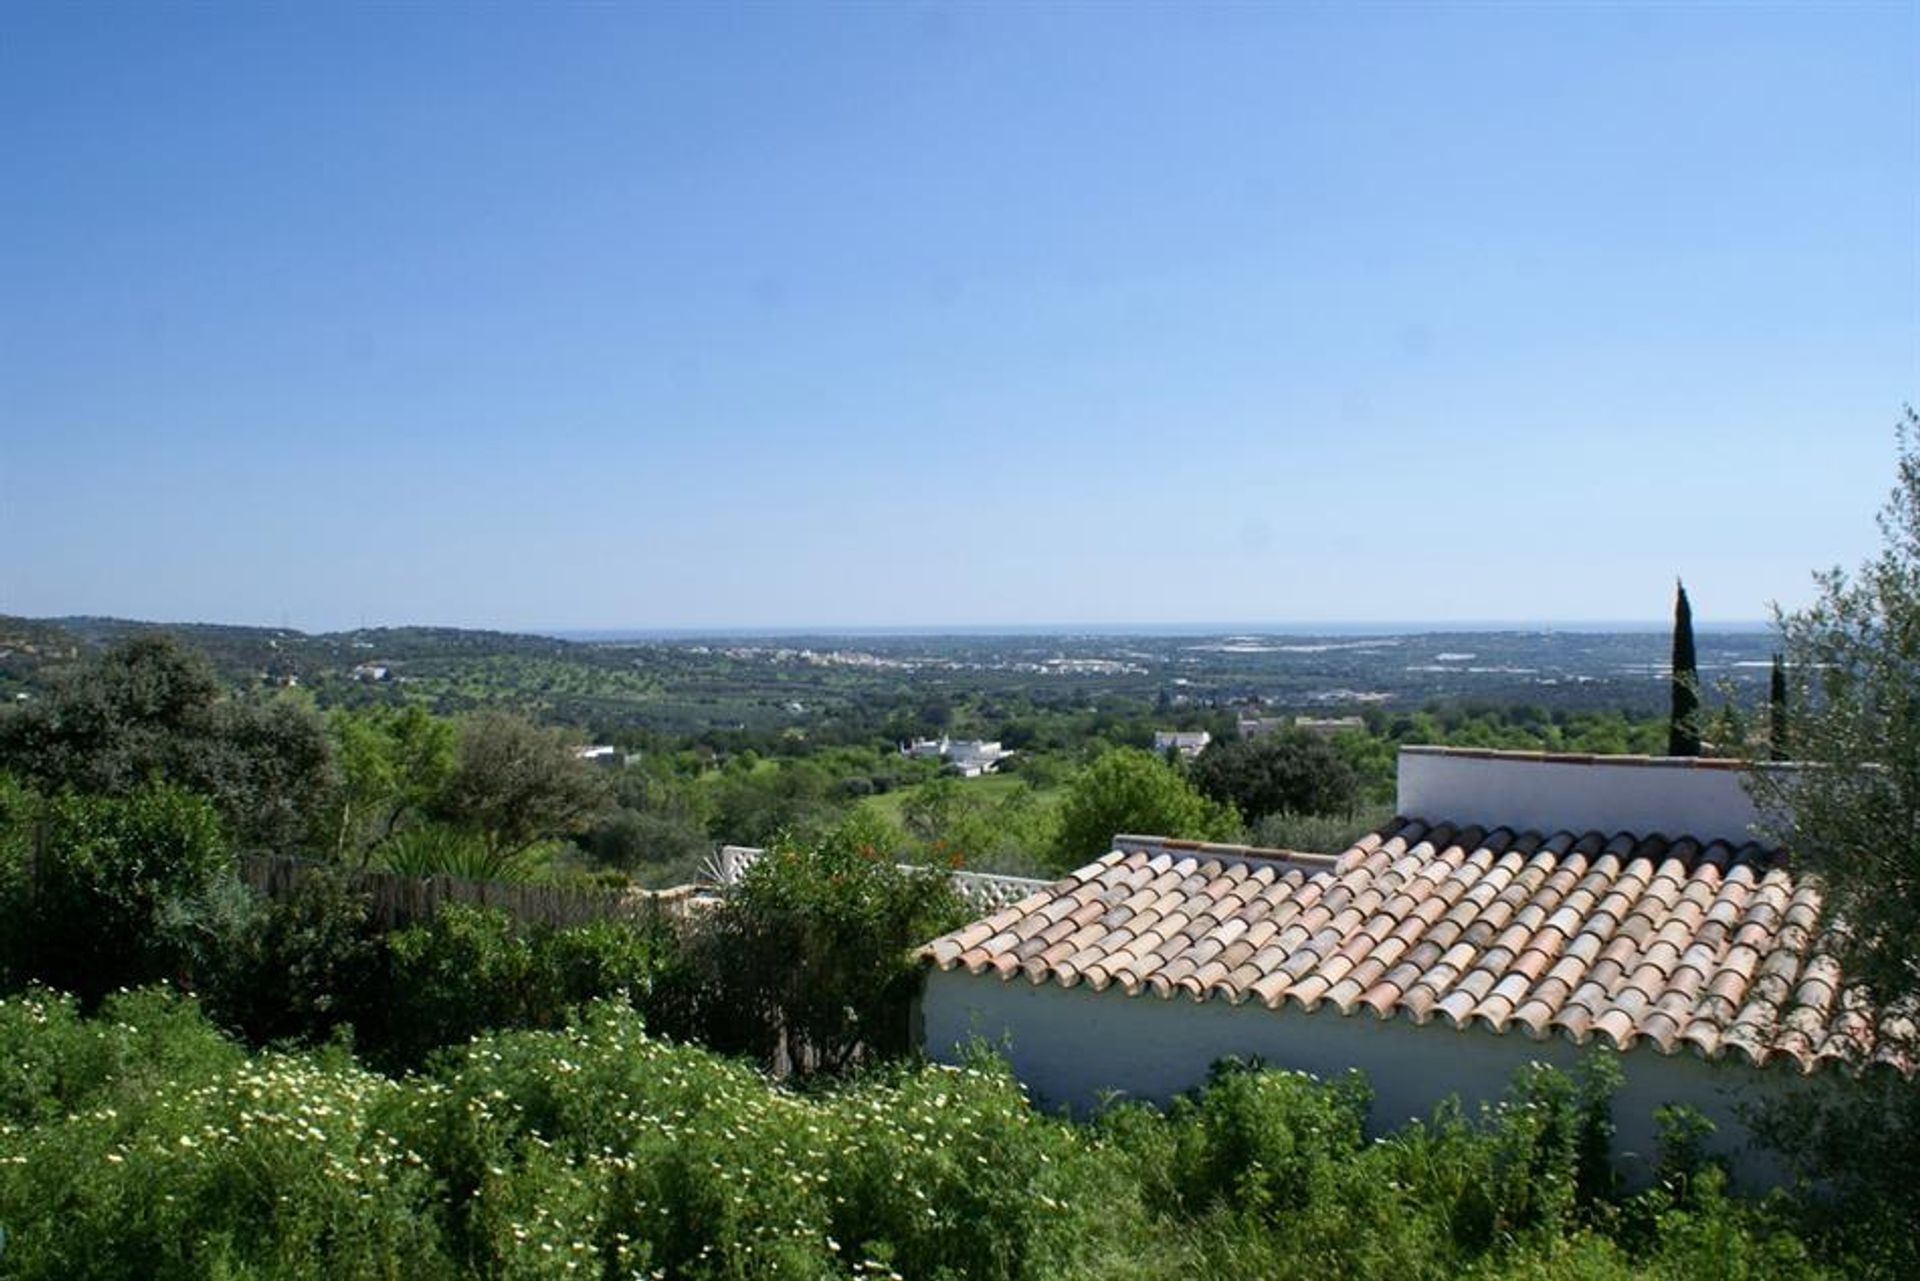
xmin=375 ymin=823 xmax=534 ymax=882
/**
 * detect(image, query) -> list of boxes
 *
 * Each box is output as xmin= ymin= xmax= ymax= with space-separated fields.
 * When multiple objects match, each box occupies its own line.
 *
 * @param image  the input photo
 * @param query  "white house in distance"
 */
xmin=1151 ymin=730 xmax=1211 ymax=760
xmin=918 ymin=746 xmax=1904 ymax=1186
xmin=572 ymin=745 xmax=622 ymax=768
xmin=905 ymin=737 xmax=1013 ymax=778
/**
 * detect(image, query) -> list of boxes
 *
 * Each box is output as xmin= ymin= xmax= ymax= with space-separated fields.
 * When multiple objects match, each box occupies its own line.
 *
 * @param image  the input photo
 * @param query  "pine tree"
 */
xmin=1768 ymin=651 xmax=1789 ymax=761
xmin=1667 ymin=579 xmax=1700 ymax=756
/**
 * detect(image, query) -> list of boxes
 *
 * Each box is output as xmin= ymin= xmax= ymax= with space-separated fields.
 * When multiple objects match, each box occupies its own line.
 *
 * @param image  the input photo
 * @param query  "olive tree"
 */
xmin=1746 ymin=411 xmax=1920 ymax=1268
xmin=1751 ymin=409 xmax=1920 ymax=1017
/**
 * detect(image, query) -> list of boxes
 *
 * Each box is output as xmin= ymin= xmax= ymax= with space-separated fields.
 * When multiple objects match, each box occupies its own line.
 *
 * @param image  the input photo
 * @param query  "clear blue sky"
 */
xmin=3 ymin=3 xmax=1915 ymax=633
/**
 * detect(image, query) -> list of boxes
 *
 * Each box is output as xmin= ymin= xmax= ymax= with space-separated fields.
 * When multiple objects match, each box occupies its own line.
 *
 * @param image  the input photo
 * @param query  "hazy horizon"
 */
xmin=15 ymin=609 xmax=1775 ymax=642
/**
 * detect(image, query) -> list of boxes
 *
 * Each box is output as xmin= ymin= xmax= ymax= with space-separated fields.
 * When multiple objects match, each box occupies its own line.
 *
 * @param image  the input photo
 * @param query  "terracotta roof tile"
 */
xmin=921 ymin=821 xmax=1907 ymax=1076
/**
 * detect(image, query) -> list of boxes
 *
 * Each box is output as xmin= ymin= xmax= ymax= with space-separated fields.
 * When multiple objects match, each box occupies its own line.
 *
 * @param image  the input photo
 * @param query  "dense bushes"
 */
xmin=1051 ymin=748 xmax=1240 ymax=869
xmin=0 ymin=992 xmax=1840 ymax=1281
xmin=666 ymin=821 xmax=969 ymax=1073
xmin=0 ymin=635 xmax=338 ymax=851
xmin=5 ymin=782 xmax=231 ymax=1002
xmin=1191 ymin=733 xmax=1360 ymax=825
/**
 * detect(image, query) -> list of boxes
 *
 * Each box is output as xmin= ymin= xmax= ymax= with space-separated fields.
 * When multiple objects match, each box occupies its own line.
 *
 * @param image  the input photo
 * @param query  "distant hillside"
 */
xmin=0 ymin=614 xmax=1779 ymax=740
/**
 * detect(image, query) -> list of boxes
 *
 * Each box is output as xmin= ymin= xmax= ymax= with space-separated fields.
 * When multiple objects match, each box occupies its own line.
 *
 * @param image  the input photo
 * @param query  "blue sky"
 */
xmin=3 ymin=3 xmax=1914 ymax=632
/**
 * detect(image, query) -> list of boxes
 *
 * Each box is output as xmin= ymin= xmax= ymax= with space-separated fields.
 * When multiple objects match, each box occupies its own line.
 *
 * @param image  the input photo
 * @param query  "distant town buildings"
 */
xmin=350 ymin=663 xmax=391 ymax=682
xmin=1152 ymin=730 xmax=1211 ymax=761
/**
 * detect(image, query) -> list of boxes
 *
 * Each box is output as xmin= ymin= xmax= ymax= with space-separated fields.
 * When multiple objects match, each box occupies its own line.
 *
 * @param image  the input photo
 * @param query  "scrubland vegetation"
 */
xmin=0 ymin=986 xmax=1853 ymax=1281
xmin=3 ymin=430 xmax=1917 ymax=1279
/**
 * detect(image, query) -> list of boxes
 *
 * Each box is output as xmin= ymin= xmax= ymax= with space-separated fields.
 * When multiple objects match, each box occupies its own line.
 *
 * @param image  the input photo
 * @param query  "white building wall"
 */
xmin=921 ymin=969 xmax=1811 ymax=1188
xmin=1397 ymin=748 xmax=1791 ymax=846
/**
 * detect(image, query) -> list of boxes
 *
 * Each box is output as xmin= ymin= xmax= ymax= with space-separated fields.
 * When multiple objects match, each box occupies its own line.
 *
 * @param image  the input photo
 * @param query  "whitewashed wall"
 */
xmin=921 ymin=969 xmax=1815 ymax=1188
xmin=1397 ymin=748 xmax=1791 ymax=846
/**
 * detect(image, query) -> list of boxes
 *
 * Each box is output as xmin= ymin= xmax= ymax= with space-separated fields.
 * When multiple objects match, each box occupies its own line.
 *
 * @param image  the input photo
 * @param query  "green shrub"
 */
xmin=194 ymin=868 xmax=387 ymax=1049
xmin=19 ymin=782 xmax=231 ymax=1001
xmin=0 ymin=1005 xmax=444 ymax=1278
xmin=688 ymin=820 xmax=968 ymax=1074
xmin=375 ymin=821 xmax=519 ymax=880
xmin=0 ymin=994 xmax=1841 ymax=1281
xmin=368 ymin=904 xmax=671 ymax=1071
xmin=1164 ymin=1059 xmax=1372 ymax=1219
xmin=1051 ymin=748 xmax=1240 ymax=870
xmin=0 ymin=773 xmax=35 ymax=985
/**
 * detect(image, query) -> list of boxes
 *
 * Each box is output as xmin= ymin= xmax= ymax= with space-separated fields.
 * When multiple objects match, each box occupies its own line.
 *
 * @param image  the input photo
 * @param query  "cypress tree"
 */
xmin=1668 ymin=579 xmax=1701 ymax=756
xmin=1769 ymin=652 xmax=1790 ymax=761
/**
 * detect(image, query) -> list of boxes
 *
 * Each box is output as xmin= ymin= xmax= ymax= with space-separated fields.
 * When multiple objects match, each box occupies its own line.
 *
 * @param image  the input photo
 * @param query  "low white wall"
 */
xmin=1397 ymin=749 xmax=1784 ymax=845
xmin=923 ymin=969 xmax=1810 ymax=1188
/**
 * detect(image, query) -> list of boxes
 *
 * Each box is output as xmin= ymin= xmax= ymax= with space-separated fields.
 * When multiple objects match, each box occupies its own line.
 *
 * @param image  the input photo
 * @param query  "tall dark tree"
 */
xmin=1768 ymin=651 xmax=1790 ymax=761
xmin=1667 ymin=579 xmax=1701 ymax=756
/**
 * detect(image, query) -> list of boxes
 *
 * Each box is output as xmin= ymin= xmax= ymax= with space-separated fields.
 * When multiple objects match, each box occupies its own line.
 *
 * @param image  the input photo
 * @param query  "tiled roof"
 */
xmin=922 ymin=820 xmax=1907 ymax=1076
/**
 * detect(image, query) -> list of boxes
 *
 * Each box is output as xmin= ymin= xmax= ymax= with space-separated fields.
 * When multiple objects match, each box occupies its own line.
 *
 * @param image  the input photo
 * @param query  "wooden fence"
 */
xmin=237 ymin=853 xmax=708 ymax=931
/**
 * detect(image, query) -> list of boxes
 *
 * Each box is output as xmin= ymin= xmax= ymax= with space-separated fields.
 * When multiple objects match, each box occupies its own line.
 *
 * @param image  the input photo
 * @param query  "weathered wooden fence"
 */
xmin=237 ymin=853 xmax=707 ymax=931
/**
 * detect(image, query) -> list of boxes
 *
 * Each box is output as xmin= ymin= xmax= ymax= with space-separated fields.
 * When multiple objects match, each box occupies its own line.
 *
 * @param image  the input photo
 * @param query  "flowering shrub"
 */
xmin=0 ymin=990 xmax=1838 ymax=1281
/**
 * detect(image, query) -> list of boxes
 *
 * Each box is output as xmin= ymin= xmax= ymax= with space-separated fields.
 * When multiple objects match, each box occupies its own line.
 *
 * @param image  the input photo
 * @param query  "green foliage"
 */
xmin=432 ymin=711 xmax=613 ymax=863
xmin=688 ymin=821 xmax=969 ymax=1074
xmin=1670 ymin=580 xmax=1702 ymax=756
xmin=373 ymin=905 xmax=666 ymax=1072
xmin=1769 ymin=653 xmax=1790 ymax=760
xmin=1250 ymin=804 xmax=1397 ymax=855
xmin=193 ymin=867 xmax=387 ymax=1050
xmin=708 ymin=755 xmax=849 ymax=847
xmin=0 ymin=773 xmax=34 ymax=985
xmin=0 ymin=988 xmax=444 ymax=1279
xmin=0 ymin=992 xmax=1843 ymax=1281
xmin=1051 ymin=748 xmax=1240 ymax=870
xmin=0 ymin=986 xmax=244 ymax=1129
xmin=376 ymin=821 xmax=531 ymax=881
xmin=1749 ymin=1072 xmax=1920 ymax=1278
xmin=0 ymin=634 xmax=338 ymax=851
xmin=1191 ymin=732 xmax=1360 ymax=824
xmin=327 ymin=703 xmax=457 ymax=859
xmin=17 ymin=782 xmax=231 ymax=1001
xmin=1752 ymin=411 xmax=1920 ymax=1020
xmin=579 ymin=808 xmax=709 ymax=882
xmin=897 ymin=774 xmax=1060 ymax=875
xmin=1740 ymin=417 xmax=1920 ymax=1279
xmin=1161 ymin=1060 xmax=1373 ymax=1220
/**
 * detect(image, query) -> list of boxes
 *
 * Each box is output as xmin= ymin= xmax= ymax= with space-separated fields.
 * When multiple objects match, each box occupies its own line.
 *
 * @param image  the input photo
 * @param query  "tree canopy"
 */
xmin=1190 ymin=732 xmax=1359 ymax=824
xmin=1753 ymin=410 xmax=1920 ymax=1019
xmin=1051 ymin=747 xmax=1239 ymax=870
xmin=0 ymin=634 xmax=335 ymax=851
xmin=432 ymin=710 xmax=613 ymax=863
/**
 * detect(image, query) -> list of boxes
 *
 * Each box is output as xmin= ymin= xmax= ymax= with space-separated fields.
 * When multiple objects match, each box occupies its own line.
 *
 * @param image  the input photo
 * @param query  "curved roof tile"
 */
xmin=918 ymin=821 xmax=1907 ymax=1077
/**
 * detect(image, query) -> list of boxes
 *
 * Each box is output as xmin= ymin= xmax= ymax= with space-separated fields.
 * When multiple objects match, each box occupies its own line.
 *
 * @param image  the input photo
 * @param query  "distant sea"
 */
xmin=547 ymin=620 xmax=1774 ymax=642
